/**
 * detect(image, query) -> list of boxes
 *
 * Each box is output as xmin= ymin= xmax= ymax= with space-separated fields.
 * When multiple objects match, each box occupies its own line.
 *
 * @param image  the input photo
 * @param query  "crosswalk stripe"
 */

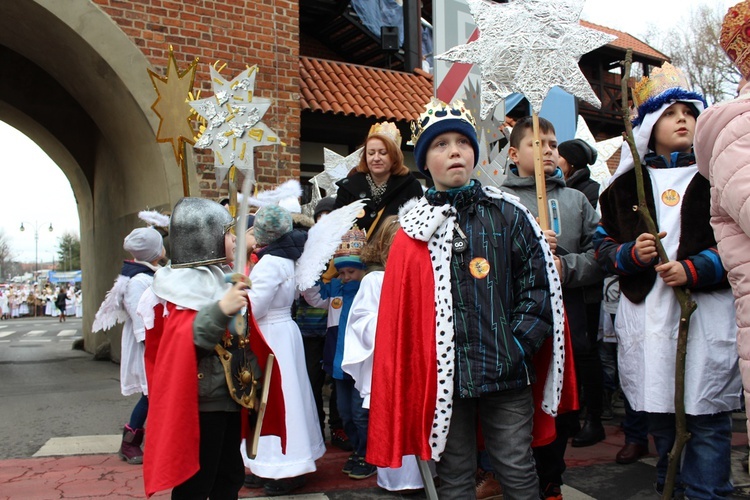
xmin=0 ymin=325 xmax=7 ymax=329
xmin=26 ymin=330 xmax=46 ymax=336
xmin=0 ymin=331 xmax=16 ymax=338
xmin=57 ymin=330 xmax=78 ymax=337
xmin=19 ymin=338 xmax=52 ymax=343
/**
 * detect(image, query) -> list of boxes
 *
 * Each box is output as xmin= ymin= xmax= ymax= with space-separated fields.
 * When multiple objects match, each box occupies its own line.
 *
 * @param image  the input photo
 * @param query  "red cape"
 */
xmin=366 ymin=230 xmax=575 ymax=468
xmin=143 ymin=303 xmax=286 ymax=497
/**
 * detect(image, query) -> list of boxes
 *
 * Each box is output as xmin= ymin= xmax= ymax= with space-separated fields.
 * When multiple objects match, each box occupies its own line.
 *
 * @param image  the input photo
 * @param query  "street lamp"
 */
xmin=19 ymin=221 xmax=54 ymax=280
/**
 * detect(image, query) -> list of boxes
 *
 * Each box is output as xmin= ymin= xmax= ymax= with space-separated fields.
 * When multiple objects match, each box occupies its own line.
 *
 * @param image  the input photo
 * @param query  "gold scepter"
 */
xmin=619 ymin=50 xmax=696 ymax=500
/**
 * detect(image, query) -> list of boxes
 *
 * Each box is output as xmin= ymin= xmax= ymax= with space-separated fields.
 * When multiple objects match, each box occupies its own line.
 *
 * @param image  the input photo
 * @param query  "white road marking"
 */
xmin=25 ymin=330 xmax=46 ymax=336
xmin=0 ymin=331 xmax=16 ymax=338
xmin=57 ymin=330 xmax=78 ymax=337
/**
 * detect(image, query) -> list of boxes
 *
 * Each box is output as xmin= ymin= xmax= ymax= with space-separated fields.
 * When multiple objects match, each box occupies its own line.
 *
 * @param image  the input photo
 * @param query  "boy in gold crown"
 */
xmin=366 ymin=98 xmax=565 ymax=499
xmin=596 ymin=63 xmax=741 ymax=497
xmin=302 ymin=226 xmax=377 ymax=480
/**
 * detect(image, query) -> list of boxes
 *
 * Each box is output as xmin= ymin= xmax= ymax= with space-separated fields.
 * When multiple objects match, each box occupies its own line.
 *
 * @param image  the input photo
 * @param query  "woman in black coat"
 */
xmin=334 ymin=123 xmax=423 ymax=237
xmin=558 ymin=138 xmax=600 ymax=209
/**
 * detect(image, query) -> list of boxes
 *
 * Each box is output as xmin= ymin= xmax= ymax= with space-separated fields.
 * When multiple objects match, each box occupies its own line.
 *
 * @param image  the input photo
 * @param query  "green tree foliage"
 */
xmin=56 ymin=232 xmax=81 ymax=271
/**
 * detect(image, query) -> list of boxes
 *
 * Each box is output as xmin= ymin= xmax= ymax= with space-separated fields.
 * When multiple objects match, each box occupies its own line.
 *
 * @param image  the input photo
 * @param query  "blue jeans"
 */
xmin=649 ymin=412 xmax=733 ymax=499
xmin=437 ymin=387 xmax=538 ymax=499
xmin=128 ymin=394 xmax=148 ymax=429
xmin=623 ymin=397 xmax=649 ymax=446
xmin=335 ymin=378 xmax=369 ymax=458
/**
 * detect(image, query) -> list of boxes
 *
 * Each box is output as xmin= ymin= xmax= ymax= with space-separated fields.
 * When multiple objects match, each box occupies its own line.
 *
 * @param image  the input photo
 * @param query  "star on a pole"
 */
xmin=190 ymin=64 xmax=282 ymax=187
xmin=437 ymin=0 xmax=616 ymax=118
xmin=147 ymin=47 xmax=198 ymax=165
xmin=314 ymin=147 xmax=362 ymax=197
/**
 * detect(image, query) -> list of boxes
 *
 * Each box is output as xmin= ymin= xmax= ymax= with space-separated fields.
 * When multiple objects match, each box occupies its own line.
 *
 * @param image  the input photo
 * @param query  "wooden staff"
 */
xmin=619 ymin=50 xmax=696 ymax=500
xmin=180 ymin=139 xmax=191 ymax=197
xmin=532 ymin=111 xmax=549 ymax=229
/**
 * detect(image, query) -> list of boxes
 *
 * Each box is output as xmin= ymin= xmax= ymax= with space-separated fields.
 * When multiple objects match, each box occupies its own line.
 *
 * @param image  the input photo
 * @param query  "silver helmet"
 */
xmin=169 ymin=197 xmax=234 ymax=268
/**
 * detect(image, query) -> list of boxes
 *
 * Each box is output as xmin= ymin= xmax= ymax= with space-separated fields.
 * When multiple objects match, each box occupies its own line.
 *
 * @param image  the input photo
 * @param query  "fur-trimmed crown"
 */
xmin=410 ymin=98 xmax=477 ymax=146
xmin=368 ymin=121 xmax=402 ymax=148
xmin=632 ymin=63 xmax=690 ymax=108
xmin=721 ymin=0 xmax=750 ymax=79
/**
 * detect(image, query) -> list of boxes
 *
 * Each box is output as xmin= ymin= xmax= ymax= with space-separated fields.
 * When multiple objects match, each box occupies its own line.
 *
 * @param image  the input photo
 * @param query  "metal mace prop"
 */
xmin=619 ymin=50 xmax=696 ymax=500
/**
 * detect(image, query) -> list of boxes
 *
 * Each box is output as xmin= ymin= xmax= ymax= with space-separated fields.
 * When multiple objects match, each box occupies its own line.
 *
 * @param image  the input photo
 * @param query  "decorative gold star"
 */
xmin=190 ymin=64 xmax=281 ymax=187
xmin=437 ymin=0 xmax=616 ymax=118
xmin=148 ymin=47 xmax=198 ymax=165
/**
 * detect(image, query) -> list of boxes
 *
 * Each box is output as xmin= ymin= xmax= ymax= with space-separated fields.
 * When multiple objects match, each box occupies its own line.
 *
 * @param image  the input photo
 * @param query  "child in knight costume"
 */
xmin=137 ymin=197 xmax=284 ymax=499
xmin=596 ymin=63 xmax=741 ymax=498
xmin=366 ymin=99 xmax=566 ymax=499
xmin=92 ymin=212 xmax=167 ymax=465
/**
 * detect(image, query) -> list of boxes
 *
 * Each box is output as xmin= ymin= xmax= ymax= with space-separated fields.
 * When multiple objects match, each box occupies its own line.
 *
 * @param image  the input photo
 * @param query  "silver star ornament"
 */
xmin=437 ymin=0 xmax=616 ymax=118
xmin=314 ymin=147 xmax=362 ymax=197
xmin=190 ymin=65 xmax=281 ymax=186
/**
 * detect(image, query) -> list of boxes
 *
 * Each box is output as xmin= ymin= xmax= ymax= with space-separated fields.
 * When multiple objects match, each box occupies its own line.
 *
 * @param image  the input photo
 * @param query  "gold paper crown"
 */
xmin=632 ymin=63 xmax=691 ymax=108
xmin=410 ymin=98 xmax=477 ymax=146
xmin=721 ymin=0 xmax=750 ymax=79
xmin=368 ymin=121 xmax=402 ymax=148
xmin=334 ymin=225 xmax=367 ymax=258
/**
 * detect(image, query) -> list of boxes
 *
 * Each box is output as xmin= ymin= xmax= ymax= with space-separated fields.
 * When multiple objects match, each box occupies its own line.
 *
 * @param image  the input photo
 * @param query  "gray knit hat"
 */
xmin=253 ymin=205 xmax=293 ymax=246
xmin=123 ymin=227 xmax=163 ymax=263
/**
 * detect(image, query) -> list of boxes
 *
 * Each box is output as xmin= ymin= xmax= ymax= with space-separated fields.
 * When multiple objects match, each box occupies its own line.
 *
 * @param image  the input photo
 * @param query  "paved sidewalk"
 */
xmin=2 ymin=419 xmax=748 ymax=499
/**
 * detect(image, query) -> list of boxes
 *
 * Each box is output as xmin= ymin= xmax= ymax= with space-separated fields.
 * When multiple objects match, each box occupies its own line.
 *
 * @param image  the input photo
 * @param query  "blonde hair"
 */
xmin=355 ymin=135 xmax=409 ymax=176
xmin=361 ymin=215 xmax=401 ymax=268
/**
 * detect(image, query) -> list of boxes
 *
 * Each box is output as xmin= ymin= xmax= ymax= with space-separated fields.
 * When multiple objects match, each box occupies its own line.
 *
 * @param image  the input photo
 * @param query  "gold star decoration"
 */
xmin=147 ymin=47 xmax=198 ymax=166
xmin=437 ymin=0 xmax=616 ymax=118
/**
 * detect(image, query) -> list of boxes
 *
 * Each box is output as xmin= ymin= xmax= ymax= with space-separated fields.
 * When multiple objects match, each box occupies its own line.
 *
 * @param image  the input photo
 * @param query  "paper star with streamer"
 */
xmin=314 ymin=147 xmax=362 ymax=197
xmin=148 ymin=47 xmax=198 ymax=166
xmin=190 ymin=64 xmax=281 ymax=187
xmin=437 ymin=0 xmax=616 ymax=118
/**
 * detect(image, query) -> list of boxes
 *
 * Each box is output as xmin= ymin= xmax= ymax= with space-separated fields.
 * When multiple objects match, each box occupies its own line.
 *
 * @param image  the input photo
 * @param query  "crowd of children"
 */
xmin=0 ymin=284 xmax=81 ymax=320
xmin=87 ymin=3 xmax=750 ymax=498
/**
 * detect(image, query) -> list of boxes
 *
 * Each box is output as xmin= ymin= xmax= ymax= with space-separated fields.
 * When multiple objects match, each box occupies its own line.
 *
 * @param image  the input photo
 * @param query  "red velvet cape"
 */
xmin=366 ymin=230 xmax=574 ymax=468
xmin=143 ymin=303 xmax=286 ymax=497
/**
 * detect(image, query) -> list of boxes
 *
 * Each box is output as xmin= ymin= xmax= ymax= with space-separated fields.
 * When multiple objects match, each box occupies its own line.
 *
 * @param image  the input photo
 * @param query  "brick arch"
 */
xmin=0 ymin=0 xmax=186 ymax=357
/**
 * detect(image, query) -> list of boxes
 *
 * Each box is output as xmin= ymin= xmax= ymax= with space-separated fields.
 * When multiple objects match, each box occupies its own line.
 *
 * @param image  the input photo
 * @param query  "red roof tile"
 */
xmin=300 ymin=56 xmax=434 ymax=122
xmin=300 ymin=23 xmax=667 ymax=122
xmin=580 ymin=20 xmax=668 ymax=62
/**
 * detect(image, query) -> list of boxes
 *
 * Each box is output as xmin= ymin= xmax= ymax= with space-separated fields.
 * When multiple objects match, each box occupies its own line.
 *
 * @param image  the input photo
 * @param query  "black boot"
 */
xmin=571 ymin=416 xmax=605 ymax=447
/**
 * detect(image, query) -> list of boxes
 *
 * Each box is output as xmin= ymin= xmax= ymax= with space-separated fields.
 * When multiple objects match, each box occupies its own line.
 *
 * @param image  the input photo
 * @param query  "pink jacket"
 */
xmin=695 ymin=86 xmax=750 ymax=438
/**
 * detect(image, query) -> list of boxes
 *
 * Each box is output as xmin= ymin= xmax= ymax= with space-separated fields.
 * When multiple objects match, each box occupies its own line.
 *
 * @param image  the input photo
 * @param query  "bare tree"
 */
xmin=0 ymin=229 xmax=15 ymax=282
xmin=644 ymin=3 xmax=740 ymax=105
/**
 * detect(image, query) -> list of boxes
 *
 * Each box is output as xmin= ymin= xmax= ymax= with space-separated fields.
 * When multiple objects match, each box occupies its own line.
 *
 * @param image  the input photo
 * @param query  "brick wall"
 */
xmin=92 ymin=0 xmax=300 ymax=197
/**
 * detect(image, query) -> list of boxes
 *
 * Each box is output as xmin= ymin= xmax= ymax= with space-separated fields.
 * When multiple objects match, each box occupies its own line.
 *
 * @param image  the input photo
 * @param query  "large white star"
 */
xmin=313 ymin=147 xmax=362 ymax=197
xmin=437 ymin=0 xmax=616 ymax=118
xmin=190 ymin=65 xmax=281 ymax=186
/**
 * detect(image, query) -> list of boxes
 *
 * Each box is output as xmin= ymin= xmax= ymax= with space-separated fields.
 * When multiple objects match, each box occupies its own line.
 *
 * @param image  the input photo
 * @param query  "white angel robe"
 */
xmin=342 ymin=270 xmax=432 ymax=492
xmin=241 ymin=254 xmax=325 ymax=478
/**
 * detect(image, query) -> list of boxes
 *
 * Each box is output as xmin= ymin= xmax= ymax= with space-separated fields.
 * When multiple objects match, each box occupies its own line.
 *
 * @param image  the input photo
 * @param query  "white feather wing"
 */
xmin=91 ymin=276 xmax=131 ymax=332
xmin=295 ymin=199 xmax=366 ymax=291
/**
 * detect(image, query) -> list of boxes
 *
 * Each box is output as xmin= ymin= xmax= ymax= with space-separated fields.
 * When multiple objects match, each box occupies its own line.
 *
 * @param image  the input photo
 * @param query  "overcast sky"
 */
xmin=0 ymin=0 xmax=735 ymax=264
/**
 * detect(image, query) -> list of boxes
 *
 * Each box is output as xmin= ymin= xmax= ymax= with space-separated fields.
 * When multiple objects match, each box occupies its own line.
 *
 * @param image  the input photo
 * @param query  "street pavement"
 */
xmin=1 ymin=316 xmax=749 ymax=499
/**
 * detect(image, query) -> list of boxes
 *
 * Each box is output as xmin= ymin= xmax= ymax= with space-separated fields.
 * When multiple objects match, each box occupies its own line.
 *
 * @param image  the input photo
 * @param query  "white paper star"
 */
xmin=574 ymin=115 xmax=621 ymax=188
xmin=314 ymin=147 xmax=362 ymax=197
xmin=190 ymin=65 xmax=281 ymax=186
xmin=437 ymin=0 xmax=616 ymax=118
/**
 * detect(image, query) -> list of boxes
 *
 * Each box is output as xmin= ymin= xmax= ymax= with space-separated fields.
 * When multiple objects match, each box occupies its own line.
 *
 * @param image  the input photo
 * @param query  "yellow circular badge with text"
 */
xmin=331 ymin=297 xmax=343 ymax=309
xmin=469 ymin=257 xmax=491 ymax=279
xmin=661 ymin=189 xmax=680 ymax=207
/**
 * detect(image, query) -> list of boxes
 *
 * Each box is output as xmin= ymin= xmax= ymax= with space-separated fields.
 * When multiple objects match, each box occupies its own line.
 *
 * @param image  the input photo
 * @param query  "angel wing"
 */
xmin=91 ymin=275 xmax=131 ymax=332
xmin=295 ymin=199 xmax=367 ymax=291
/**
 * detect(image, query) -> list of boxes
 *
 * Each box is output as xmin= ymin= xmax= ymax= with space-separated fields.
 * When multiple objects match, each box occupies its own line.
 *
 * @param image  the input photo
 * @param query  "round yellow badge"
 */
xmin=331 ymin=297 xmax=343 ymax=309
xmin=469 ymin=257 xmax=491 ymax=279
xmin=661 ymin=189 xmax=680 ymax=207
